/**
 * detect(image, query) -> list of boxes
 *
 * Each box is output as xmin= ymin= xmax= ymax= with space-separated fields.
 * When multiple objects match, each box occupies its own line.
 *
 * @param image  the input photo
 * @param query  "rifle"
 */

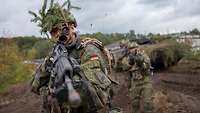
xmin=47 ymin=40 xmax=81 ymax=108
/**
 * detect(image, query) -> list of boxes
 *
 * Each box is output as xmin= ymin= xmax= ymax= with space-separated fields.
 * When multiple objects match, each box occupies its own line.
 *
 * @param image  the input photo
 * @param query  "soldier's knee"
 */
xmin=143 ymin=101 xmax=154 ymax=113
xmin=142 ymin=89 xmax=154 ymax=101
xmin=41 ymin=101 xmax=50 ymax=113
xmin=132 ymin=99 xmax=140 ymax=107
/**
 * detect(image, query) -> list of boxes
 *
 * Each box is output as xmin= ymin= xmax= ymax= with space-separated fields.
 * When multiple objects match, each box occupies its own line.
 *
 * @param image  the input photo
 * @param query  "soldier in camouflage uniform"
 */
xmin=119 ymin=40 xmax=154 ymax=113
xmin=30 ymin=0 xmax=118 ymax=113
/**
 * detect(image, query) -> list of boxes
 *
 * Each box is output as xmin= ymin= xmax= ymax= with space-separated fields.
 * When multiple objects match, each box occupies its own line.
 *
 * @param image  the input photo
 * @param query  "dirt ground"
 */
xmin=0 ymin=60 xmax=200 ymax=113
xmin=111 ymin=60 xmax=200 ymax=113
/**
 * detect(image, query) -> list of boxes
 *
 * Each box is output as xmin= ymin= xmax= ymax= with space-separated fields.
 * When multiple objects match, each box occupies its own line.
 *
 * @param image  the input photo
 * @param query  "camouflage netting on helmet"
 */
xmin=29 ymin=0 xmax=79 ymax=36
xmin=120 ymin=39 xmax=138 ymax=49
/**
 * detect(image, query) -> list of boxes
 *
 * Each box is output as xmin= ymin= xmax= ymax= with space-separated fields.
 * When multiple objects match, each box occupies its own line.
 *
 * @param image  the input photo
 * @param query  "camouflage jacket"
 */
xmin=70 ymin=38 xmax=112 ymax=107
xmin=120 ymin=49 xmax=151 ymax=76
xmin=31 ymin=37 xmax=112 ymax=108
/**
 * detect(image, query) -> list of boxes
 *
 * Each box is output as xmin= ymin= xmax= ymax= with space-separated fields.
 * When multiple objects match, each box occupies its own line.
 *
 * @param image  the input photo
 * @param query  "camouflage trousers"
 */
xmin=39 ymin=81 xmax=99 ymax=113
xmin=40 ymin=81 xmax=121 ymax=113
xmin=40 ymin=87 xmax=50 ymax=113
xmin=129 ymin=76 xmax=154 ymax=113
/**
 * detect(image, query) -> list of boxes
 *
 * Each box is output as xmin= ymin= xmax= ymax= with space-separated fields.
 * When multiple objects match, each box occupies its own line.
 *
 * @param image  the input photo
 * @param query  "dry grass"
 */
xmin=142 ymin=39 xmax=191 ymax=69
xmin=152 ymin=92 xmax=174 ymax=113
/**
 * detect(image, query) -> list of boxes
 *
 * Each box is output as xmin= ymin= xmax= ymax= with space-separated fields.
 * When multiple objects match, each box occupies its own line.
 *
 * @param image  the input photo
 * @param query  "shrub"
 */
xmin=143 ymin=39 xmax=191 ymax=69
xmin=0 ymin=41 xmax=35 ymax=92
xmin=32 ymin=39 xmax=53 ymax=59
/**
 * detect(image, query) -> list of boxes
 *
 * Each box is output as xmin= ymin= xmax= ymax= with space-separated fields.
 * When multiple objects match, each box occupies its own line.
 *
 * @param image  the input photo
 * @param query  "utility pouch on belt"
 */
xmin=131 ymin=71 xmax=144 ymax=80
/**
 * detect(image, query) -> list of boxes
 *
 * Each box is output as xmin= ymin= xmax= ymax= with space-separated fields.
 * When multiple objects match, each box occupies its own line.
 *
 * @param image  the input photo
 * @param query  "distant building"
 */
xmin=176 ymin=35 xmax=200 ymax=50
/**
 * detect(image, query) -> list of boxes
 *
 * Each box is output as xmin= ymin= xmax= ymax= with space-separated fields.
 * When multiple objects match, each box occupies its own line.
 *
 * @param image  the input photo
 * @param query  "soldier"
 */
xmin=115 ymin=39 xmax=130 ymax=71
xmin=30 ymin=0 xmax=117 ymax=113
xmin=119 ymin=40 xmax=154 ymax=113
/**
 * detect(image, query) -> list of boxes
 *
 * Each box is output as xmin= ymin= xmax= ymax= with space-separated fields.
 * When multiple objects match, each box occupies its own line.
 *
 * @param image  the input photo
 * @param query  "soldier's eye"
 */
xmin=50 ymin=28 xmax=59 ymax=34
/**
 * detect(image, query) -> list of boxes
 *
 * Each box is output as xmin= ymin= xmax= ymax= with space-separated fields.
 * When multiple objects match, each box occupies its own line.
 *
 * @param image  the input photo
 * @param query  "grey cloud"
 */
xmin=0 ymin=12 xmax=10 ymax=23
xmin=73 ymin=0 xmax=200 ymax=34
xmin=0 ymin=0 xmax=200 ymax=36
xmin=174 ymin=0 xmax=200 ymax=17
xmin=138 ymin=0 xmax=174 ymax=8
xmin=72 ymin=0 xmax=128 ymax=33
xmin=158 ymin=0 xmax=200 ymax=23
xmin=0 ymin=0 xmax=41 ymax=36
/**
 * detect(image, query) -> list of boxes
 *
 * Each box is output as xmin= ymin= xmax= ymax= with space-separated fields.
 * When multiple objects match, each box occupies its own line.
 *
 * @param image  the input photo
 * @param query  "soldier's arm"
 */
xmin=134 ymin=51 xmax=152 ymax=75
xmin=81 ymin=45 xmax=103 ymax=72
xmin=31 ymin=58 xmax=51 ymax=94
xmin=128 ymin=52 xmax=145 ymax=67
xmin=80 ymin=45 xmax=111 ymax=87
xmin=31 ymin=64 xmax=43 ymax=94
xmin=128 ymin=53 xmax=136 ymax=65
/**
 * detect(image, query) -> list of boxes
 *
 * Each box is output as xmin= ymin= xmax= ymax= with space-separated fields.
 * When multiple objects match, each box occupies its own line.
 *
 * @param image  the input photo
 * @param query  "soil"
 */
xmin=0 ymin=60 xmax=200 ymax=113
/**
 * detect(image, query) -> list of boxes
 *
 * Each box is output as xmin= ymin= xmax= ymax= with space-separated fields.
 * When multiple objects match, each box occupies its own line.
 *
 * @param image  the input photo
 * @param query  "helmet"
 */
xmin=46 ymin=9 xmax=77 ymax=32
xmin=29 ymin=0 xmax=78 ymax=34
xmin=127 ymin=42 xmax=138 ymax=49
xmin=120 ymin=39 xmax=129 ymax=45
xmin=67 ymin=13 xmax=77 ymax=27
xmin=120 ymin=39 xmax=138 ymax=49
xmin=120 ymin=39 xmax=129 ymax=47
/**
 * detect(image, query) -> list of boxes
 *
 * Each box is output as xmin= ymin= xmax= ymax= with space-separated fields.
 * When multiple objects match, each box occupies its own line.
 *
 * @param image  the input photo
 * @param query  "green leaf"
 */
xmin=50 ymin=0 xmax=54 ymax=8
xmin=28 ymin=11 xmax=37 ymax=18
xmin=42 ymin=0 xmax=48 ymax=15
xmin=70 ymin=6 xmax=81 ymax=10
xmin=67 ymin=0 xmax=71 ymax=10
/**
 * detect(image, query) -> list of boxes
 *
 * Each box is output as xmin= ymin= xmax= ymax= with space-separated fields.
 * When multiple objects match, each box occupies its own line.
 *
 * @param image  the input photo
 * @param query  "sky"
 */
xmin=0 ymin=0 xmax=200 ymax=37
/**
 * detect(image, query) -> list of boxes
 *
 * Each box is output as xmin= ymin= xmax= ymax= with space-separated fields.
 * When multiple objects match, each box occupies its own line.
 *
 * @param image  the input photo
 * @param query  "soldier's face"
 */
xmin=50 ymin=23 xmax=76 ymax=44
xmin=64 ymin=23 xmax=76 ymax=45
xmin=130 ymin=48 xmax=137 ymax=54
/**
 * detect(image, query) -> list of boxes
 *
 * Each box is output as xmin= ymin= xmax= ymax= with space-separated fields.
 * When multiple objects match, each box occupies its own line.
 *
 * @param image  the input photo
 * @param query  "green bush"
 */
xmin=32 ymin=39 xmax=54 ymax=59
xmin=0 ymin=41 xmax=35 ymax=92
xmin=81 ymin=32 xmax=126 ymax=45
xmin=145 ymin=39 xmax=191 ymax=69
xmin=13 ymin=36 xmax=41 ymax=57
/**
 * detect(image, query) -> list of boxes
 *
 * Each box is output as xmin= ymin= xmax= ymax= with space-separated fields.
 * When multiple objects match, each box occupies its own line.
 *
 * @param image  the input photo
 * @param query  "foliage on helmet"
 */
xmin=128 ymin=42 xmax=138 ymax=49
xmin=120 ymin=39 xmax=129 ymax=48
xmin=29 ymin=0 xmax=80 ymax=37
xmin=120 ymin=39 xmax=129 ymax=46
xmin=120 ymin=39 xmax=138 ymax=48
